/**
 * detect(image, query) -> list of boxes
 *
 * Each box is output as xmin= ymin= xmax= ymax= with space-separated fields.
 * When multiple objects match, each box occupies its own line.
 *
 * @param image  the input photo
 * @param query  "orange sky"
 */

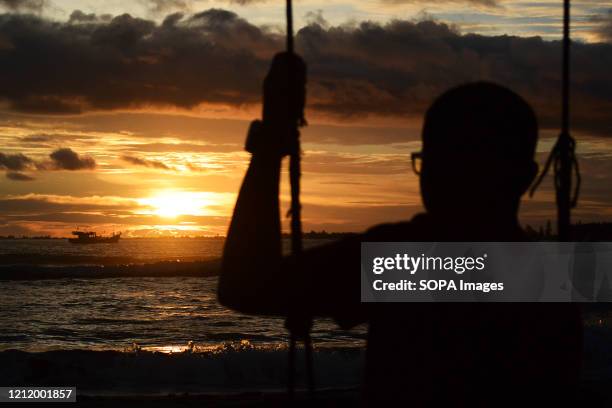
xmin=1 ymin=110 xmax=611 ymax=237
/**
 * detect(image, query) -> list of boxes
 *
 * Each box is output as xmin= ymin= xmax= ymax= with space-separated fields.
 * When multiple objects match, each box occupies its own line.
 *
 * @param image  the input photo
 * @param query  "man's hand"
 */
xmin=245 ymin=52 xmax=307 ymax=157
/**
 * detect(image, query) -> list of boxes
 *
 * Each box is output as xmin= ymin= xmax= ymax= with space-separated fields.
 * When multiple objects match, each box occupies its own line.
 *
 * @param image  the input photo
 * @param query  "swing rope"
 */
xmin=529 ymin=0 xmax=580 ymax=241
xmin=285 ymin=0 xmax=316 ymax=399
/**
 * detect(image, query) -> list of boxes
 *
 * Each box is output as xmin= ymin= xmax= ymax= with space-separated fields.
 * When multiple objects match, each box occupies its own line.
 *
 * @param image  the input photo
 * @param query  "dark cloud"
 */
xmin=304 ymin=10 xmax=329 ymax=28
xmin=298 ymin=19 xmax=612 ymax=135
xmin=20 ymin=134 xmax=52 ymax=143
xmin=18 ymin=132 xmax=96 ymax=144
xmin=5 ymin=171 xmax=34 ymax=181
xmin=0 ymin=196 xmax=134 ymax=214
xmin=0 ymin=10 xmax=611 ymax=135
xmin=591 ymin=9 xmax=612 ymax=43
xmin=0 ymin=0 xmax=46 ymax=12
xmin=49 ymin=148 xmax=96 ymax=170
xmin=0 ymin=152 xmax=34 ymax=171
xmin=68 ymin=10 xmax=97 ymax=23
xmin=68 ymin=10 xmax=112 ymax=24
xmin=1 ymin=148 xmax=96 ymax=179
xmin=121 ymin=154 xmax=171 ymax=169
xmin=0 ymin=10 xmax=268 ymax=113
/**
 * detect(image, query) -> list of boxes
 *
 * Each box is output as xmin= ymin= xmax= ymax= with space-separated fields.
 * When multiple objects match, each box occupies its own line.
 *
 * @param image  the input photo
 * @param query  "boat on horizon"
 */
xmin=68 ymin=231 xmax=121 ymax=244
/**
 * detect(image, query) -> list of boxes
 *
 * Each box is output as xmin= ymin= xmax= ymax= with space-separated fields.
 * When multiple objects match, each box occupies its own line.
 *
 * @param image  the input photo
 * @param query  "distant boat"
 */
xmin=68 ymin=231 xmax=121 ymax=244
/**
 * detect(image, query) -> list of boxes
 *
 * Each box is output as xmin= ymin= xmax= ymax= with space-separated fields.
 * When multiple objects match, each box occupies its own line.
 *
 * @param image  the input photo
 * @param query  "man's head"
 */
xmin=419 ymin=82 xmax=538 ymax=219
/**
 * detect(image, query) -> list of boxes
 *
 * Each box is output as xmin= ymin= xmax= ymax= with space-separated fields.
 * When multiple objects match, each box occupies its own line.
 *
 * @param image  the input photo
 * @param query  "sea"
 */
xmin=0 ymin=238 xmax=611 ymax=396
xmin=0 ymin=238 xmax=367 ymax=394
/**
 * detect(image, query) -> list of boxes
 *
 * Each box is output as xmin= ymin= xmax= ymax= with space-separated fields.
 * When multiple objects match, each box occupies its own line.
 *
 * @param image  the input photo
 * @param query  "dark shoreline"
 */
xmin=1 ymin=346 xmax=610 ymax=406
xmin=76 ymin=389 xmax=361 ymax=407
xmin=0 ymin=258 xmax=221 ymax=280
xmin=0 ymin=347 xmax=366 ymax=404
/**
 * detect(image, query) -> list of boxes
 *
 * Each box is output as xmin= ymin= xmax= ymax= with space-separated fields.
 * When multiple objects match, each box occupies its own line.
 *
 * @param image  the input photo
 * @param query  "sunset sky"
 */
xmin=0 ymin=0 xmax=611 ymax=237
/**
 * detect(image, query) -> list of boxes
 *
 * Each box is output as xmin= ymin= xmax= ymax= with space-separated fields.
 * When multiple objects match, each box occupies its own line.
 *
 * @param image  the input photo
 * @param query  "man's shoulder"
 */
xmin=363 ymin=213 xmax=529 ymax=241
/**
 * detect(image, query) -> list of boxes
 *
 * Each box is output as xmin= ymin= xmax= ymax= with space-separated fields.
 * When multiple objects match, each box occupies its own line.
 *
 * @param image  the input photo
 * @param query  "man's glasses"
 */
xmin=411 ymin=152 xmax=422 ymax=175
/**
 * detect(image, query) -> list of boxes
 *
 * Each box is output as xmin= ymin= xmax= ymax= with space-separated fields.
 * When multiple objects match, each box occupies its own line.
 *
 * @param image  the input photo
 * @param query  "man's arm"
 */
xmin=219 ymin=141 xmax=365 ymax=323
xmin=218 ymin=51 xmax=304 ymax=316
xmin=218 ymin=52 xmax=365 ymax=324
xmin=218 ymin=133 xmax=289 ymax=315
xmin=218 ymin=123 xmax=364 ymax=322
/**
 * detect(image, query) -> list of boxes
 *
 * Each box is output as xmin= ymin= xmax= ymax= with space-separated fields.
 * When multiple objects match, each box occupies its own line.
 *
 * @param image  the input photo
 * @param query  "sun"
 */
xmin=138 ymin=191 xmax=217 ymax=218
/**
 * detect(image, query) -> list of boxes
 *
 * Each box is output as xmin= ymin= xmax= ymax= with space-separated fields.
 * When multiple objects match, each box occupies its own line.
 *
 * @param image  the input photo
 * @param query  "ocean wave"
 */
xmin=2 ymin=330 xmax=612 ymax=397
xmin=0 ymin=341 xmax=364 ymax=394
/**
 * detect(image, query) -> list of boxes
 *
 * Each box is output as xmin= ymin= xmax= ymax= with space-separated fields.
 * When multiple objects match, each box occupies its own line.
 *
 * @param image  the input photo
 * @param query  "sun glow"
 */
xmin=138 ymin=191 xmax=222 ymax=218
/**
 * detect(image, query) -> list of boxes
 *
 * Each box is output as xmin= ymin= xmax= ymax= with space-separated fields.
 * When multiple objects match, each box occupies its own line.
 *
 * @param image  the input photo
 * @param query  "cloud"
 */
xmin=48 ymin=148 xmax=96 ymax=170
xmin=0 ymin=194 xmax=136 ymax=213
xmin=297 ymin=19 xmax=612 ymax=135
xmin=303 ymin=151 xmax=410 ymax=175
xmin=304 ymin=10 xmax=329 ymax=28
xmin=0 ymin=0 xmax=46 ymax=12
xmin=0 ymin=10 xmax=611 ymax=135
xmin=591 ymin=9 xmax=612 ymax=43
xmin=140 ymin=0 xmax=191 ymax=14
xmin=68 ymin=10 xmax=112 ymax=24
xmin=227 ymin=0 xmax=265 ymax=4
xmin=5 ymin=171 xmax=34 ymax=181
xmin=121 ymin=154 xmax=171 ymax=170
xmin=381 ymin=0 xmax=498 ymax=7
xmin=1 ymin=148 xmax=97 ymax=180
xmin=0 ymin=152 xmax=34 ymax=171
xmin=0 ymin=10 xmax=268 ymax=113
xmin=20 ymin=134 xmax=53 ymax=143
xmin=229 ymin=0 xmax=498 ymax=4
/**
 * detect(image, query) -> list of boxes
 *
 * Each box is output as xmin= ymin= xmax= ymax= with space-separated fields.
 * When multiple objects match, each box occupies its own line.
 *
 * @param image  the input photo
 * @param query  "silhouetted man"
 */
xmin=219 ymin=53 xmax=583 ymax=407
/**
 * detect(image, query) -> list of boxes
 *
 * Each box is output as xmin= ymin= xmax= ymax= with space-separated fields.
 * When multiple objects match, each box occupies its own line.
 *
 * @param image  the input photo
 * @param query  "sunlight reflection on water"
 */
xmin=0 ymin=276 xmax=367 ymax=352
